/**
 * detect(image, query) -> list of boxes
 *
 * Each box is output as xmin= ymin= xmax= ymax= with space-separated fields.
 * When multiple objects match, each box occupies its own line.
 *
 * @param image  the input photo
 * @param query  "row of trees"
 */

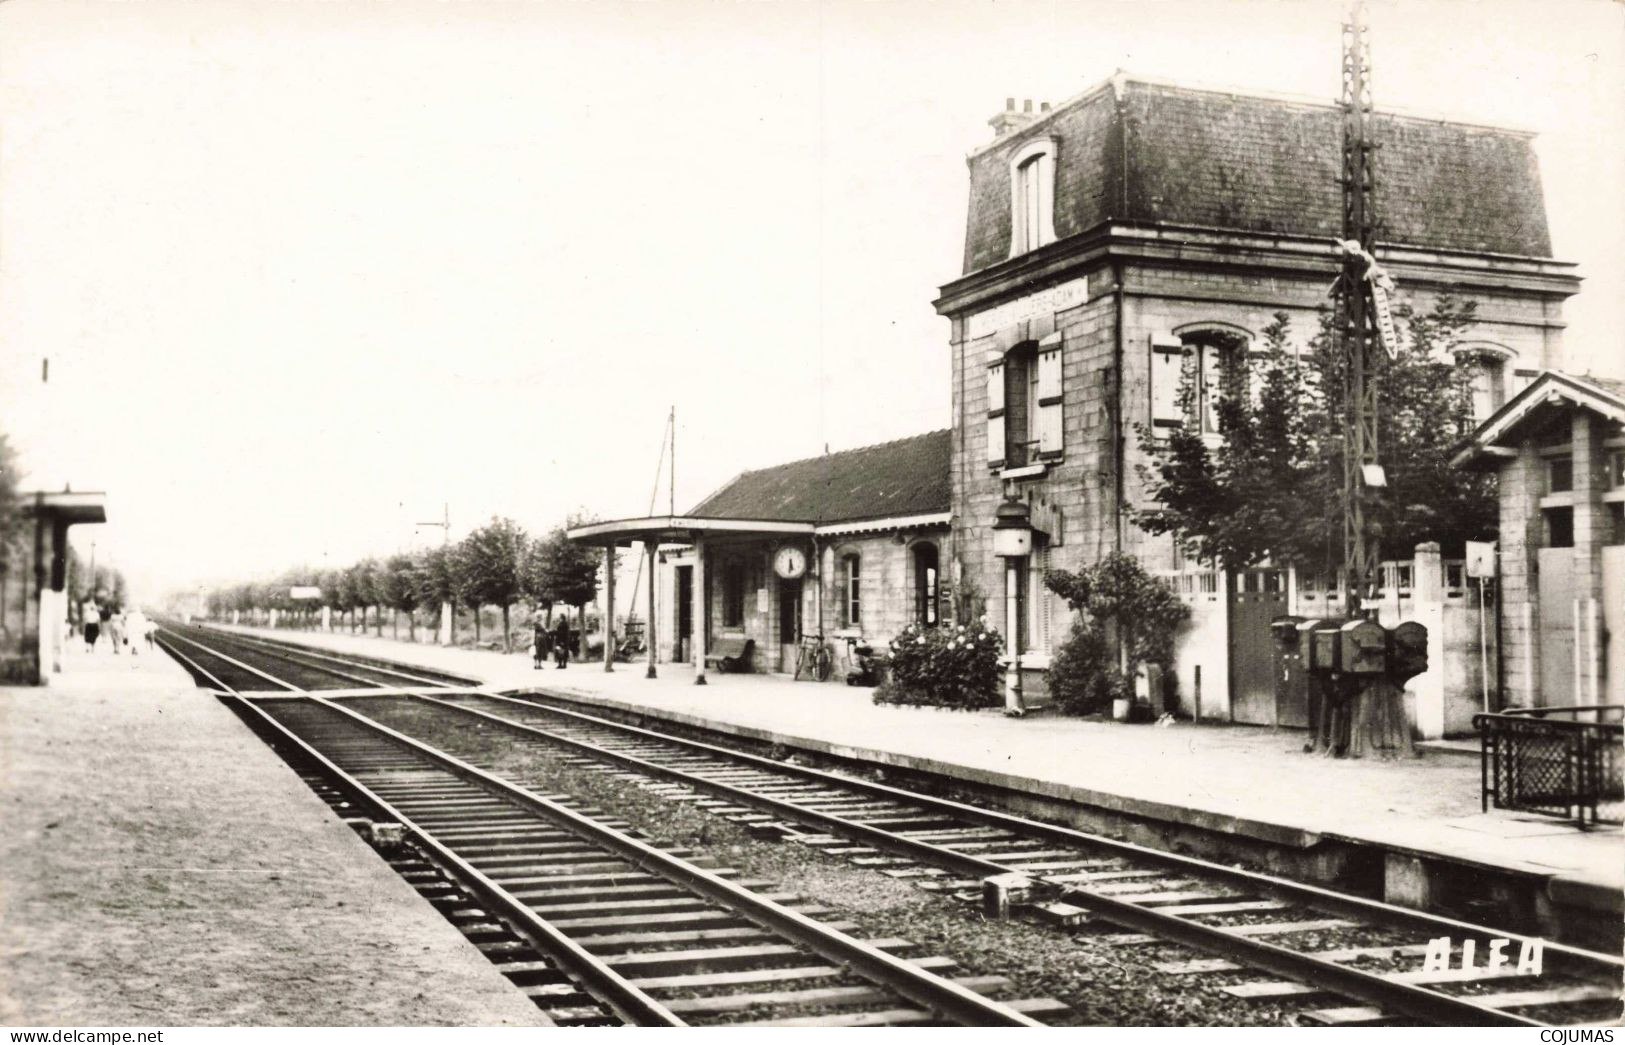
xmin=206 ymin=515 xmax=609 ymax=654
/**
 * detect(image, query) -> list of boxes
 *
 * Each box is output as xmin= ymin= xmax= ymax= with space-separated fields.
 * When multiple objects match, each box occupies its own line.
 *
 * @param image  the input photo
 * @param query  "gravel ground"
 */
xmin=350 ymin=697 xmax=1305 ymax=1026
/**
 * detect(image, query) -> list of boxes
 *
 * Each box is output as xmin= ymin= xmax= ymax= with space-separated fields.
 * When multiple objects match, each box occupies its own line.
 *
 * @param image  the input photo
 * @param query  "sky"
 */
xmin=1 ymin=0 xmax=1620 ymax=601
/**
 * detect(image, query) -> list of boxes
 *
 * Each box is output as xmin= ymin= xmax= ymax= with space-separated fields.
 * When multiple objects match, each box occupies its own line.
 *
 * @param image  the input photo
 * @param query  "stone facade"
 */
xmin=1465 ymin=374 xmax=1625 ymax=707
xmin=654 ymin=526 xmax=951 ymax=678
xmin=937 ymin=76 xmax=1579 ymax=716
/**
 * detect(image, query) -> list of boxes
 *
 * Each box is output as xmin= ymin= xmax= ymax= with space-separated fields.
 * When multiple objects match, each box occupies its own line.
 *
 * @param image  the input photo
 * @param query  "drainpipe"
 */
xmin=1112 ymin=259 xmax=1127 ymax=678
xmin=1113 ymin=259 xmax=1126 ymax=557
xmin=813 ymin=535 xmax=823 ymax=640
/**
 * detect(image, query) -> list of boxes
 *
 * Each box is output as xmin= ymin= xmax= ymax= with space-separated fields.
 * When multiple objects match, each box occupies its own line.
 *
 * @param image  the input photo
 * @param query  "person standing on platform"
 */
xmin=101 ymin=604 xmax=119 ymax=654
xmin=553 ymin=616 xmax=572 ymax=669
xmin=531 ymin=611 xmax=550 ymax=671
xmin=82 ymin=597 xmax=101 ymax=652
xmin=124 ymin=611 xmax=147 ymax=656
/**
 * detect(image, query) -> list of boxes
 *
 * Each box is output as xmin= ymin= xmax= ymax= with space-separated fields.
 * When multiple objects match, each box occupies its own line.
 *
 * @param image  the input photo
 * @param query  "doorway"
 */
xmin=914 ymin=542 xmax=940 ymax=626
xmin=675 ymin=565 xmax=693 ymax=663
xmin=1229 ymin=567 xmax=1289 ymax=725
xmin=778 ymin=579 xmax=801 ymax=672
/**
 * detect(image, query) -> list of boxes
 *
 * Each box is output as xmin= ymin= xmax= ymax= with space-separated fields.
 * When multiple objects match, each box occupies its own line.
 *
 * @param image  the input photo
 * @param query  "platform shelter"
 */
xmin=1 ymin=490 xmax=106 ymax=683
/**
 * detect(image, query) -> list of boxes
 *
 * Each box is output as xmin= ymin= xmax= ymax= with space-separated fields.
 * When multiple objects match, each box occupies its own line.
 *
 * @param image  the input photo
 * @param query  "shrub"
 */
xmin=1044 ymin=552 xmax=1190 ymax=718
xmin=1047 ymin=621 xmax=1128 ymax=716
xmin=873 ymin=620 xmax=1003 ymax=710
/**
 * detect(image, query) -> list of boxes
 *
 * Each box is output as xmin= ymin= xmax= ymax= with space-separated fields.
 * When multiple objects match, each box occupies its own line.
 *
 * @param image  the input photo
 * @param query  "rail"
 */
xmin=1476 ymin=705 xmax=1624 ymax=829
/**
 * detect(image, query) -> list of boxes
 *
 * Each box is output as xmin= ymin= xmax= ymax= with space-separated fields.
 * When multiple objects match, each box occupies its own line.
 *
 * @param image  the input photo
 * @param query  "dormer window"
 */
xmin=1009 ymin=139 xmax=1057 ymax=256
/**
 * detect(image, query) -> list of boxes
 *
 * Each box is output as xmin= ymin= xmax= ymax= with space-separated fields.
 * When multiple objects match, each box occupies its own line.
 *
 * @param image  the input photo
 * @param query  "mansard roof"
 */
xmin=963 ymin=77 xmax=1554 ymax=274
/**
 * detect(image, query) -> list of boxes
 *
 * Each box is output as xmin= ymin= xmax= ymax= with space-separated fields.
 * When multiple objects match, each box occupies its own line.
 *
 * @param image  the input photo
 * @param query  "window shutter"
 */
xmin=1150 ymin=334 xmax=1184 ymax=429
xmin=1246 ymin=350 xmax=1268 ymax=413
xmin=986 ymin=361 xmax=1006 ymax=465
xmin=1030 ymin=546 xmax=1052 ymax=653
xmin=1037 ymin=333 xmax=1063 ymax=457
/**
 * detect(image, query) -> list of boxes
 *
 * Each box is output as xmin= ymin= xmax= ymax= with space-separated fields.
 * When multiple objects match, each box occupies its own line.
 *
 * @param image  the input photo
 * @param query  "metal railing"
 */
xmin=1476 ymin=705 xmax=1624 ymax=829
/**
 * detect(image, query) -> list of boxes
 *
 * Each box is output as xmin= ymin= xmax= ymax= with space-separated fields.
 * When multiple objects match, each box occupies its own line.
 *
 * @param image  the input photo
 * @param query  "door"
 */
xmin=675 ymin=566 xmax=692 ymax=664
xmin=1604 ymin=546 xmax=1624 ymax=704
xmin=1229 ymin=567 xmax=1289 ymax=725
xmin=1537 ymin=548 xmax=1575 ymax=707
xmin=777 ymin=579 xmax=801 ymax=672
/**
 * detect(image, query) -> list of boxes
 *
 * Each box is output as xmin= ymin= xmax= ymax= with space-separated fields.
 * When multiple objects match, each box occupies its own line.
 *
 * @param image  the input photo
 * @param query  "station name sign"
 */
xmin=966 ymin=277 xmax=1089 ymax=341
xmin=289 ymin=586 xmax=323 ymax=600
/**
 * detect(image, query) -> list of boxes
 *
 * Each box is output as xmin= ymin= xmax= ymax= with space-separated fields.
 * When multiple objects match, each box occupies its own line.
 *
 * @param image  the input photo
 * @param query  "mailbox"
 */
xmin=1309 ymin=618 xmax=1347 ymax=674
xmin=1270 ymin=616 xmax=1313 ymax=730
xmin=1390 ymin=620 xmax=1428 ymax=684
xmin=1270 ymin=616 xmax=1305 ymax=654
xmin=1338 ymin=619 xmax=1388 ymax=675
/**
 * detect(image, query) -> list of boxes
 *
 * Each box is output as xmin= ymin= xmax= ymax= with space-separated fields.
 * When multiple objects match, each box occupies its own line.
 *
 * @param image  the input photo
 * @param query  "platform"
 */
xmin=0 ymin=636 xmax=548 ymax=1025
xmin=219 ymin=625 xmax=1624 ymax=941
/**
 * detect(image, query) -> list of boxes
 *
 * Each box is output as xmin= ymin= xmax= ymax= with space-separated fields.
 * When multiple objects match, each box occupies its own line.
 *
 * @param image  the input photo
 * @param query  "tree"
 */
xmin=352 ymin=558 xmax=385 ymax=636
xmin=532 ymin=516 xmax=607 ymax=659
xmin=414 ymin=545 xmax=459 ymax=642
xmin=1136 ymin=299 xmax=1494 ymax=577
xmin=457 ymin=517 xmax=528 ymax=652
xmin=0 ymin=430 xmax=22 ymax=578
xmin=452 ymin=537 xmax=486 ymax=645
xmin=381 ymin=553 xmax=420 ymax=640
xmin=521 ymin=534 xmax=557 ymax=623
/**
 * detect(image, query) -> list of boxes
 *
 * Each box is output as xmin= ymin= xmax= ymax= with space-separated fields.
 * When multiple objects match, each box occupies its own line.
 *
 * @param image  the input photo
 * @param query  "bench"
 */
xmin=704 ymin=636 xmax=755 ymax=673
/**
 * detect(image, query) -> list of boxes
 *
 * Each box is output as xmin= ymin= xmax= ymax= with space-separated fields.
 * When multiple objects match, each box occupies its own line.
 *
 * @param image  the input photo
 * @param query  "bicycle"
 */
xmin=793 ymin=634 xmax=833 ymax=682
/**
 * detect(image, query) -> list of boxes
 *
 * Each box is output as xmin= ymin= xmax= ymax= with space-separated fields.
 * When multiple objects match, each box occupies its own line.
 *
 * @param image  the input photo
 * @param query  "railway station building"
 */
xmin=574 ymin=74 xmax=1585 ymax=733
xmin=570 ymin=431 xmax=951 ymax=682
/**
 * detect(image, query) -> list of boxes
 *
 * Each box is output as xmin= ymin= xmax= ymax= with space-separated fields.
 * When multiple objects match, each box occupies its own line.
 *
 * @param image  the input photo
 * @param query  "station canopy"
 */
xmin=566 ymin=430 xmax=951 ymax=548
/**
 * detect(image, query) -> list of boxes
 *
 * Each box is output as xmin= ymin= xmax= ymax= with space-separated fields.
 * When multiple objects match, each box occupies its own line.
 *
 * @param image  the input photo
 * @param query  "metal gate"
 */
xmin=1229 ymin=567 xmax=1288 ymax=725
xmin=1478 ymin=706 xmax=1623 ymax=828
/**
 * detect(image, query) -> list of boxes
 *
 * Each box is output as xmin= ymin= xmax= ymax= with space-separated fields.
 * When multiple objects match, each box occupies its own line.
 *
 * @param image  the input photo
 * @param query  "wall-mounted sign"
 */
xmin=966 ymin=276 xmax=1089 ymax=341
xmin=1465 ymin=541 xmax=1496 ymax=579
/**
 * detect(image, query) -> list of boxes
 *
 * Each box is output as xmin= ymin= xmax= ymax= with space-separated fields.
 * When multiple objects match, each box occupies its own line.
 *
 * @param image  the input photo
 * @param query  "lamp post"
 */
xmin=992 ymin=497 xmax=1033 ymax=716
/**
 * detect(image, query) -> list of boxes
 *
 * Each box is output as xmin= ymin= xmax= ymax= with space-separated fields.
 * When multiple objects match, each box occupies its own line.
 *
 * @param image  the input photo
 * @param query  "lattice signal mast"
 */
xmin=1338 ymin=5 xmax=1384 ymax=610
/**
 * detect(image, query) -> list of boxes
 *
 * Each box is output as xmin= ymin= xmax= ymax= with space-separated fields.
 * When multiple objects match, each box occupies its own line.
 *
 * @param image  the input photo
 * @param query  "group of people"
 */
xmin=79 ymin=598 xmax=155 ymax=655
xmin=532 ymin=613 xmax=576 ymax=670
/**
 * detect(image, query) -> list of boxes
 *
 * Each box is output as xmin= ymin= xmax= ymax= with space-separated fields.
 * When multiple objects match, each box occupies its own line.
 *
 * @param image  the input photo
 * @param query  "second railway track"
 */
xmin=156 ymin=623 xmax=1069 ymax=1027
xmin=160 ymin=624 xmax=1624 ymax=1027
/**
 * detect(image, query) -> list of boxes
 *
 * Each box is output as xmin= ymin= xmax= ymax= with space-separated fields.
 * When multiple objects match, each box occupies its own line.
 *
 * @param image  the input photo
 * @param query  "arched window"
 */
xmin=1452 ymin=344 xmax=1514 ymax=423
xmin=1008 ymin=139 xmax=1056 ymax=257
xmin=913 ymin=542 xmax=940 ymax=626
xmin=1179 ymin=328 xmax=1250 ymax=436
xmin=841 ymin=552 xmax=861 ymax=627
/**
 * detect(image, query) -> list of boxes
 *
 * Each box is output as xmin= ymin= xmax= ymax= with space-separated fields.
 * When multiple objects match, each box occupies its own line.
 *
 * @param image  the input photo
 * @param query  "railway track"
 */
xmin=163 ymin=625 xmax=1625 ymax=1026
xmin=156 ymin=625 xmax=1069 ymax=1027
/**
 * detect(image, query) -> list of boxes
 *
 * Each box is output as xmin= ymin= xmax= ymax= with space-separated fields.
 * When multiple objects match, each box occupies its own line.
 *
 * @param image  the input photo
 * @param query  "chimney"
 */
xmin=988 ymin=97 xmax=1047 ymax=139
